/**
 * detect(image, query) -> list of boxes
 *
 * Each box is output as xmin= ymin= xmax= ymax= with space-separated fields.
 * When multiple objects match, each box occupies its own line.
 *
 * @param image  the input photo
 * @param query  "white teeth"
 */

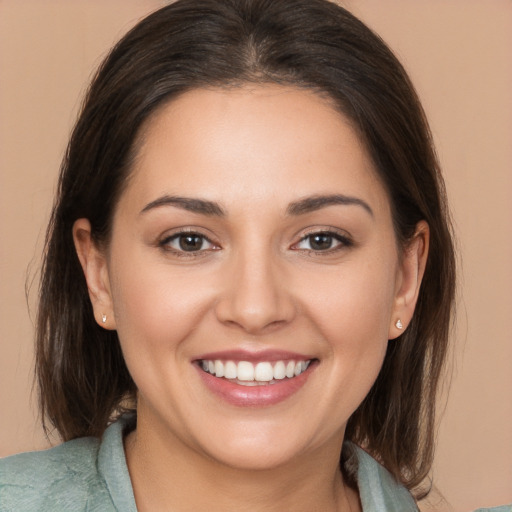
xmin=273 ymin=361 xmax=286 ymax=380
xmin=237 ymin=361 xmax=254 ymax=381
xmin=254 ymin=362 xmax=273 ymax=382
xmin=285 ymin=361 xmax=295 ymax=378
xmin=214 ymin=360 xmax=224 ymax=378
xmin=200 ymin=358 xmax=312 ymax=382
xmin=224 ymin=360 xmax=237 ymax=379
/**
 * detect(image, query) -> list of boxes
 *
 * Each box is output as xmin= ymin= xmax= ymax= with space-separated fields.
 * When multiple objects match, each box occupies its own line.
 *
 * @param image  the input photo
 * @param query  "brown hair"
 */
xmin=36 ymin=0 xmax=455 ymax=495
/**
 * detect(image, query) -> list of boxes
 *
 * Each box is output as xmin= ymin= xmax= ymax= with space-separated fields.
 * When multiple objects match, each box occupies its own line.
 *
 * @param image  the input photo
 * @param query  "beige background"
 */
xmin=1 ymin=1 xmax=511 ymax=510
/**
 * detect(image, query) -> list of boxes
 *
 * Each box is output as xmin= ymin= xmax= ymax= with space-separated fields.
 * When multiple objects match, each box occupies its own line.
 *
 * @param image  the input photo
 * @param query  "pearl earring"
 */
xmin=102 ymin=314 xmax=107 ymax=324
xmin=395 ymin=319 xmax=403 ymax=330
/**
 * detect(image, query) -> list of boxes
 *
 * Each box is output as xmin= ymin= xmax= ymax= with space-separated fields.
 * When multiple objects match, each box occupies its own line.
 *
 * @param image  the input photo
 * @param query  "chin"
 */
xmin=188 ymin=417 xmax=334 ymax=472
xmin=200 ymin=440 xmax=306 ymax=471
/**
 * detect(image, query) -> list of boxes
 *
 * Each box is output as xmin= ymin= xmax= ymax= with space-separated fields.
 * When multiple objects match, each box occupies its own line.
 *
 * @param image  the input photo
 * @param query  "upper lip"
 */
xmin=194 ymin=349 xmax=315 ymax=363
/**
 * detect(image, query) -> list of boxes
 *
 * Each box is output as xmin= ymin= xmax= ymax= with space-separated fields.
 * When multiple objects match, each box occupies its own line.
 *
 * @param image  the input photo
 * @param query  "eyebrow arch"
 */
xmin=287 ymin=194 xmax=374 ymax=217
xmin=140 ymin=195 xmax=225 ymax=216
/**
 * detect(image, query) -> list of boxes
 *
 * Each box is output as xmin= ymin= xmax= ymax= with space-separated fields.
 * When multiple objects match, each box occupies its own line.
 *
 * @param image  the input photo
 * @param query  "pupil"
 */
xmin=179 ymin=234 xmax=202 ymax=251
xmin=310 ymin=234 xmax=332 ymax=250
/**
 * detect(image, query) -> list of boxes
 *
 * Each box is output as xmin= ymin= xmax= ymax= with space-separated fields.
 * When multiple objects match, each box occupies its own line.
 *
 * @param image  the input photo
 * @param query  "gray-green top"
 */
xmin=1 ymin=416 xmax=135 ymax=512
xmin=1 ymin=415 xmax=509 ymax=511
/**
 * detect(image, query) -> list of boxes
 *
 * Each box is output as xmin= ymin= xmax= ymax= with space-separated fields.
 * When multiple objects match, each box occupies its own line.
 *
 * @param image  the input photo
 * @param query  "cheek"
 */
xmin=108 ymin=255 xmax=216 ymax=358
xmin=321 ymin=281 xmax=390 ymax=377
xmin=297 ymin=256 xmax=396 ymax=407
xmin=300 ymin=256 xmax=397 ymax=343
xmin=107 ymin=259 xmax=220 ymax=411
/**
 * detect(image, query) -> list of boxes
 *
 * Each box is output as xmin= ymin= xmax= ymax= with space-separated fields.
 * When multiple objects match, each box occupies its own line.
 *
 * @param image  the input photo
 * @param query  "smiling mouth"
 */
xmin=198 ymin=359 xmax=314 ymax=386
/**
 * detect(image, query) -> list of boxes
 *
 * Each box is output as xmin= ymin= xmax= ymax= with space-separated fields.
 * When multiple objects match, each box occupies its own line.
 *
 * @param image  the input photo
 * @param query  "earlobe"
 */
xmin=389 ymin=221 xmax=429 ymax=339
xmin=72 ymin=218 xmax=116 ymax=329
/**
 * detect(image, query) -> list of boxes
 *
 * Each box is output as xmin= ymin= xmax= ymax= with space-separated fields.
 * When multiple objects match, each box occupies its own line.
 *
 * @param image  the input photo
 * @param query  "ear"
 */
xmin=73 ymin=218 xmax=116 ymax=330
xmin=389 ymin=220 xmax=429 ymax=339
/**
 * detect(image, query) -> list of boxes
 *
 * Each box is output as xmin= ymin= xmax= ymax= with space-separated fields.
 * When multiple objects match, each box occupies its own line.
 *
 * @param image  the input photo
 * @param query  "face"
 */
xmin=75 ymin=85 xmax=426 ymax=471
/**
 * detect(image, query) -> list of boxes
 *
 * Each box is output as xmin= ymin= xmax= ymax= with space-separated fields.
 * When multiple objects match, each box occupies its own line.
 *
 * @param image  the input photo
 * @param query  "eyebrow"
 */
xmin=286 ymin=194 xmax=374 ymax=217
xmin=140 ymin=195 xmax=225 ymax=216
xmin=140 ymin=193 xmax=373 ymax=218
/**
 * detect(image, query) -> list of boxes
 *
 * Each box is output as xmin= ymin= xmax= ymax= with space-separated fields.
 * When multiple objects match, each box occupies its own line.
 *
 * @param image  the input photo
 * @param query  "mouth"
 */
xmin=193 ymin=349 xmax=318 ymax=406
xmin=198 ymin=358 xmax=314 ymax=386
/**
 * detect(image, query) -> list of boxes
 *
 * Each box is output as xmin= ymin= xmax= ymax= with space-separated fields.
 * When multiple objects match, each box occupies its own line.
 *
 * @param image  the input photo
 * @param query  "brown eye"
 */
xmin=309 ymin=233 xmax=334 ymax=251
xmin=294 ymin=231 xmax=352 ymax=252
xmin=160 ymin=232 xmax=216 ymax=253
xmin=178 ymin=234 xmax=205 ymax=251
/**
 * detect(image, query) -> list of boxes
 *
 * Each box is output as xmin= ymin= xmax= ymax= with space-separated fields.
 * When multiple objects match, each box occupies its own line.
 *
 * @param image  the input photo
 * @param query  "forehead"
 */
xmin=124 ymin=85 xmax=389 ymax=216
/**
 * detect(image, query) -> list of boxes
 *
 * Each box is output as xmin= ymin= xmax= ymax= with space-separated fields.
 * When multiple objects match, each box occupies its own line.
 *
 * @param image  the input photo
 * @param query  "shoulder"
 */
xmin=346 ymin=443 xmax=419 ymax=511
xmin=473 ymin=507 xmax=512 ymax=512
xmin=0 ymin=436 xmax=111 ymax=512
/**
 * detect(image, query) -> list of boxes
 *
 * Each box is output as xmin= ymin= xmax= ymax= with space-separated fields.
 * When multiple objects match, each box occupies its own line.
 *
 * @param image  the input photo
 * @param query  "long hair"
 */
xmin=36 ymin=0 xmax=455 ymax=494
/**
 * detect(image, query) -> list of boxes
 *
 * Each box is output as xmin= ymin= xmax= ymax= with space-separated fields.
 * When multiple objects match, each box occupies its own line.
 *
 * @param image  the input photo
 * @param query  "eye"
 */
xmin=160 ymin=231 xmax=218 ymax=253
xmin=293 ymin=231 xmax=352 ymax=252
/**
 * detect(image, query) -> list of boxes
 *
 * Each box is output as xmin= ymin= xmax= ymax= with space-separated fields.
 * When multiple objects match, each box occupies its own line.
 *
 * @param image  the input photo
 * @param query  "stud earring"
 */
xmin=102 ymin=314 xmax=107 ymax=324
xmin=395 ymin=319 xmax=403 ymax=330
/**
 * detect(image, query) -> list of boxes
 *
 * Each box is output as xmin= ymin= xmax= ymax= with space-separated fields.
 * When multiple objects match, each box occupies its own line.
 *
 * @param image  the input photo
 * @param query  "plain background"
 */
xmin=0 ymin=1 xmax=511 ymax=511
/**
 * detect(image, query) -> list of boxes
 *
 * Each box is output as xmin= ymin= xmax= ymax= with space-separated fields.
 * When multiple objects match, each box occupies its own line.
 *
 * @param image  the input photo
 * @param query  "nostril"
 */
xmin=214 ymin=297 xmax=294 ymax=334
xmin=213 ymin=260 xmax=296 ymax=332
xmin=219 ymin=315 xmax=290 ymax=335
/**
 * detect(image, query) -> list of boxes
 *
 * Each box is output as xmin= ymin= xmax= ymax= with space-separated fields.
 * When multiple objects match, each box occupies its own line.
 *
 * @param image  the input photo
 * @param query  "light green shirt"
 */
xmin=0 ymin=415 xmax=509 ymax=511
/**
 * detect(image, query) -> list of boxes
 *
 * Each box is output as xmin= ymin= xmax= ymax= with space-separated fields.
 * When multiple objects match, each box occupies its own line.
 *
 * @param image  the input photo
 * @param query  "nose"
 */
xmin=214 ymin=249 xmax=296 ymax=334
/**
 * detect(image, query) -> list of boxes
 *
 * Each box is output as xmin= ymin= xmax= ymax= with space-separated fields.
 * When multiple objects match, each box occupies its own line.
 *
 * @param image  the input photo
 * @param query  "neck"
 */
xmin=124 ymin=412 xmax=360 ymax=512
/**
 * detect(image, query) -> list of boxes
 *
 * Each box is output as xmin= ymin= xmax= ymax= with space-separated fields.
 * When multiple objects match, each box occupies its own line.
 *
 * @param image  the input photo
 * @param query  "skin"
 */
xmin=74 ymin=85 xmax=428 ymax=511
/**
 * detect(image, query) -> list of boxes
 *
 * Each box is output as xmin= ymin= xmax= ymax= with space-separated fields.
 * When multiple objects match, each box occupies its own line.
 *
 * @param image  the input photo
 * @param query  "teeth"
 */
xmin=214 ymin=360 xmax=224 ymax=378
xmin=272 ymin=361 xmax=286 ymax=380
xmin=254 ymin=362 xmax=273 ymax=382
xmin=225 ymin=361 xmax=237 ymax=379
xmin=237 ymin=361 xmax=254 ymax=381
xmin=200 ymin=358 xmax=312 ymax=382
xmin=286 ymin=361 xmax=295 ymax=378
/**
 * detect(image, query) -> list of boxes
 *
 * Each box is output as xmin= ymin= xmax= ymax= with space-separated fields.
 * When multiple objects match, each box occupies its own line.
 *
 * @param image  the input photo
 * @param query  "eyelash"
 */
xmin=158 ymin=229 xmax=219 ymax=257
xmin=158 ymin=228 xmax=353 ymax=258
xmin=292 ymin=229 xmax=353 ymax=254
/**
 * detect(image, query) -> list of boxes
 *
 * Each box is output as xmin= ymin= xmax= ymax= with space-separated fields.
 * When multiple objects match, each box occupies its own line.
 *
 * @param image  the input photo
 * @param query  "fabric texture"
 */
xmin=0 ymin=415 xmax=136 ymax=512
xmin=1 ymin=414 xmax=507 ymax=511
xmin=474 ymin=508 xmax=512 ymax=512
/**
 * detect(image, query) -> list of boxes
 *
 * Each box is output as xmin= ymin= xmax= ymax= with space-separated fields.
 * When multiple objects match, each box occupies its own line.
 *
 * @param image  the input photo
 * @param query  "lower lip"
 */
xmin=195 ymin=363 xmax=315 ymax=407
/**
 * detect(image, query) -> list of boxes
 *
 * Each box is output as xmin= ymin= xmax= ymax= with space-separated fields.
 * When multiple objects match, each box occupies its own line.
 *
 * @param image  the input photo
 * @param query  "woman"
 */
xmin=0 ymin=0 xmax=468 ymax=510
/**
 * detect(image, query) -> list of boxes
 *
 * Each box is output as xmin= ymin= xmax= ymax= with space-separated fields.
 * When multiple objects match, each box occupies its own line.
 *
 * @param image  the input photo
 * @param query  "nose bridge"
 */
xmin=215 ymin=236 xmax=294 ymax=333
